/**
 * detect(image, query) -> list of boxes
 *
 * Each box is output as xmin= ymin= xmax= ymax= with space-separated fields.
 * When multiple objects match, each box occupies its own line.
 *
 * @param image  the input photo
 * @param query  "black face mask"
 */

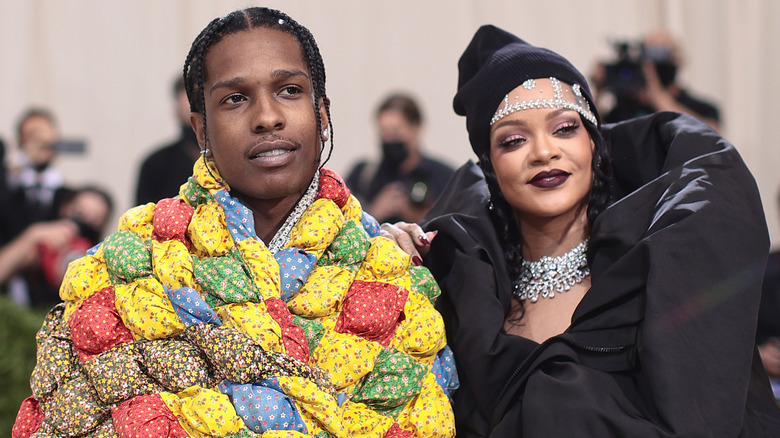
xmin=381 ymin=141 xmax=408 ymax=169
xmin=70 ymin=217 xmax=101 ymax=244
xmin=32 ymin=161 xmax=51 ymax=173
xmin=653 ymin=61 xmax=678 ymax=87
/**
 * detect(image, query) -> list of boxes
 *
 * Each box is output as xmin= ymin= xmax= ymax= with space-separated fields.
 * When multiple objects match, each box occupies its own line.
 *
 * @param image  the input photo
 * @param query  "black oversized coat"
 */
xmin=423 ymin=112 xmax=780 ymax=437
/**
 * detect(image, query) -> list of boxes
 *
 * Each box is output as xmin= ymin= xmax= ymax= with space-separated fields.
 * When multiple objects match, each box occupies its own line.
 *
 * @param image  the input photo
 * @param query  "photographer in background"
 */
xmin=592 ymin=30 xmax=721 ymax=132
xmin=2 ymin=109 xmax=65 ymax=244
xmin=0 ymin=185 xmax=113 ymax=308
xmin=346 ymin=93 xmax=453 ymax=223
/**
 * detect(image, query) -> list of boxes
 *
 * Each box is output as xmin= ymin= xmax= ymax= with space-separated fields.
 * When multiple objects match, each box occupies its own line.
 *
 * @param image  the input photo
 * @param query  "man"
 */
xmin=0 ymin=109 xmax=68 ymax=307
xmin=3 ymin=109 xmax=64 ymax=243
xmin=13 ymin=8 xmax=456 ymax=437
xmin=593 ymin=30 xmax=721 ymax=131
xmin=135 ymin=77 xmax=201 ymax=205
xmin=346 ymin=94 xmax=453 ymax=224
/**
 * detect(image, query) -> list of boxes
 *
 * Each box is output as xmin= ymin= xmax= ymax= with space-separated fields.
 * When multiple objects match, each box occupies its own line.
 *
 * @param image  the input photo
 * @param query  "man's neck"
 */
xmin=246 ymin=196 xmax=299 ymax=245
xmin=398 ymin=149 xmax=422 ymax=174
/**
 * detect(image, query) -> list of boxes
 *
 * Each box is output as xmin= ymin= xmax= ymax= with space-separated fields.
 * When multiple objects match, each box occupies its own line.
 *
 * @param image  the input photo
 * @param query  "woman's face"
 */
xmin=62 ymin=191 xmax=110 ymax=233
xmin=488 ymin=79 xmax=594 ymax=226
xmin=191 ymin=26 xmax=327 ymax=207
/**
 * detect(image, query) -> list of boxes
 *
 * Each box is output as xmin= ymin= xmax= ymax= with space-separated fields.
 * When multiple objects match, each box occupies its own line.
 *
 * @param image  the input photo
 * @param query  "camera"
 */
xmin=602 ymin=40 xmax=677 ymax=96
xmin=408 ymin=180 xmax=429 ymax=206
xmin=52 ymin=139 xmax=87 ymax=154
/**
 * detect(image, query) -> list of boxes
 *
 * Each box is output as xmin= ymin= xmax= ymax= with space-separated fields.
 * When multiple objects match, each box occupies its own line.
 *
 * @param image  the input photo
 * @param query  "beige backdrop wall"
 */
xmin=1 ymin=0 xmax=779 ymax=247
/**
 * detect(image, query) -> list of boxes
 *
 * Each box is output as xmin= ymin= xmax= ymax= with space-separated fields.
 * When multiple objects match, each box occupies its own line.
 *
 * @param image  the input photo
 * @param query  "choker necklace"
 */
xmin=513 ymin=239 xmax=590 ymax=302
xmin=267 ymin=169 xmax=320 ymax=254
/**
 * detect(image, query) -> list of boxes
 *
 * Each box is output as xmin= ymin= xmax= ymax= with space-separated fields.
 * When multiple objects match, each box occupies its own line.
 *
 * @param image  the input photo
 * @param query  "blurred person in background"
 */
xmin=0 ymin=185 xmax=113 ymax=308
xmin=0 ymin=137 xmax=10 ymax=222
xmin=2 ymin=108 xmax=64 ymax=244
xmin=346 ymin=93 xmax=453 ymax=223
xmin=135 ymin=77 xmax=201 ymax=205
xmin=591 ymin=30 xmax=721 ymax=131
xmin=757 ymin=188 xmax=780 ymax=400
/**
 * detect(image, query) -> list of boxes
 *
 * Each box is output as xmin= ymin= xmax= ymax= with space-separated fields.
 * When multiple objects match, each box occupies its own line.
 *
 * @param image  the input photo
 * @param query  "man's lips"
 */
xmin=252 ymin=148 xmax=291 ymax=158
xmin=247 ymin=138 xmax=298 ymax=166
xmin=248 ymin=139 xmax=296 ymax=157
xmin=246 ymin=137 xmax=298 ymax=167
xmin=529 ymin=169 xmax=570 ymax=188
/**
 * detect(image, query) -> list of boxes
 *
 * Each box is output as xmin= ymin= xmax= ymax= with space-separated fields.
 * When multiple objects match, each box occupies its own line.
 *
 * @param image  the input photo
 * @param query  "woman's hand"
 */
xmin=379 ymin=221 xmax=437 ymax=266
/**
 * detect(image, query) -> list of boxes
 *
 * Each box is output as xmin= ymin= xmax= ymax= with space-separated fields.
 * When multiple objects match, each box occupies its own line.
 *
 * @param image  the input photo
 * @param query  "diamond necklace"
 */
xmin=267 ymin=169 xmax=320 ymax=254
xmin=512 ymin=239 xmax=590 ymax=302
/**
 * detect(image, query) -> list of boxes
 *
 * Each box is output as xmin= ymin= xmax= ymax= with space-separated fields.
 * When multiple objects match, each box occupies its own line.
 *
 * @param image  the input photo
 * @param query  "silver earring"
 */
xmin=200 ymin=148 xmax=210 ymax=156
xmin=321 ymin=128 xmax=329 ymax=140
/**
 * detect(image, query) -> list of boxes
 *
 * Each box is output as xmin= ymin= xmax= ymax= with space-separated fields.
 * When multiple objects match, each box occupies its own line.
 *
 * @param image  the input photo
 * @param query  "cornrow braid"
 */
xmin=477 ymin=116 xmax=613 ymax=321
xmin=182 ymin=7 xmax=335 ymax=166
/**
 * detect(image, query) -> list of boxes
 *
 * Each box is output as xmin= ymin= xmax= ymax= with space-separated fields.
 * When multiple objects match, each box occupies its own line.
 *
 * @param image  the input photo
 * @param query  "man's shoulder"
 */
xmin=417 ymin=155 xmax=455 ymax=175
xmin=676 ymin=88 xmax=720 ymax=121
xmin=140 ymin=141 xmax=183 ymax=167
xmin=346 ymin=159 xmax=371 ymax=175
xmin=344 ymin=159 xmax=373 ymax=185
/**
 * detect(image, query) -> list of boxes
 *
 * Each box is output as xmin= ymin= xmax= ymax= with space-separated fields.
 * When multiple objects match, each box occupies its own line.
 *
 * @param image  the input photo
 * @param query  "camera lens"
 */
xmin=409 ymin=181 xmax=428 ymax=204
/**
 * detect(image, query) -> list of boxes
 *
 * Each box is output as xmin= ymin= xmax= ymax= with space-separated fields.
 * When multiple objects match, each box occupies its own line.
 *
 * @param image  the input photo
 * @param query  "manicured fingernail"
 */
xmin=412 ymin=255 xmax=423 ymax=266
xmin=418 ymin=234 xmax=430 ymax=246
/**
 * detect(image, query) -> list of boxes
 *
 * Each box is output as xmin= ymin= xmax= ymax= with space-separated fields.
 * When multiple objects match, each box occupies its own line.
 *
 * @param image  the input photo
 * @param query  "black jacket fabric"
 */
xmin=423 ymin=112 xmax=780 ymax=437
xmin=135 ymin=130 xmax=199 ymax=205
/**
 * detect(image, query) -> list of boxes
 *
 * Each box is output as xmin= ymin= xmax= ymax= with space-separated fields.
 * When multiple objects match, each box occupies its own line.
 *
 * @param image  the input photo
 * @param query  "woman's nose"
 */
xmin=528 ymin=136 xmax=561 ymax=165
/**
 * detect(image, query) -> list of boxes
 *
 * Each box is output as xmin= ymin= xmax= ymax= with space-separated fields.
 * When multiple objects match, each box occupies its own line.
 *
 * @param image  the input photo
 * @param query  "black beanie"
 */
xmin=453 ymin=25 xmax=600 ymax=157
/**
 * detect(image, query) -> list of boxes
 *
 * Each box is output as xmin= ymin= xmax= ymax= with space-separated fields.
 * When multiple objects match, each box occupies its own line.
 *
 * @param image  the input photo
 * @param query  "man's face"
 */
xmin=19 ymin=115 xmax=57 ymax=167
xmin=192 ymin=26 xmax=326 ymax=209
xmin=377 ymin=109 xmax=420 ymax=150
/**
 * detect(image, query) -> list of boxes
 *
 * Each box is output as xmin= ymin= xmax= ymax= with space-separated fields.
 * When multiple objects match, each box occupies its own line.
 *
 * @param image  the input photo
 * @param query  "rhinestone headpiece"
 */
xmin=490 ymin=77 xmax=597 ymax=126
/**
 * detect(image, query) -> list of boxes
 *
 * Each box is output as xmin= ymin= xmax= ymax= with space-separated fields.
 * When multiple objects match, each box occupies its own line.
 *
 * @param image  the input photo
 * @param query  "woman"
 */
xmin=12 ymin=7 xmax=456 ymax=438
xmin=390 ymin=25 xmax=780 ymax=436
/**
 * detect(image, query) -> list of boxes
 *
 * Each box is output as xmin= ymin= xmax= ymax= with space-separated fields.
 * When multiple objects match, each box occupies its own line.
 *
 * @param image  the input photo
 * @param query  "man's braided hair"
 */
xmin=183 ymin=7 xmax=334 ymax=165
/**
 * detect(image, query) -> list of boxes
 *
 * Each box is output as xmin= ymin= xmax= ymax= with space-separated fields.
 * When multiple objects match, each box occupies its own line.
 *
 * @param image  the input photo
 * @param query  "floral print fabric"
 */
xmin=13 ymin=160 xmax=457 ymax=437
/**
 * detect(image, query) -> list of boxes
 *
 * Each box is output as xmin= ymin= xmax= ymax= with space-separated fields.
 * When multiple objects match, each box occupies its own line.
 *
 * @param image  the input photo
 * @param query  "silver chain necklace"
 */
xmin=512 ymin=239 xmax=590 ymax=302
xmin=267 ymin=169 xmax=320 ymax=254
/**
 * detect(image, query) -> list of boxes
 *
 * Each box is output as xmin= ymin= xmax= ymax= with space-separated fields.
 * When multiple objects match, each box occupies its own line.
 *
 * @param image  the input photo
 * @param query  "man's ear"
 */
xmin=190 ymin=112 xmax=206 ymax=150
xmin=318 ymin=97 xmax=330 ymax=135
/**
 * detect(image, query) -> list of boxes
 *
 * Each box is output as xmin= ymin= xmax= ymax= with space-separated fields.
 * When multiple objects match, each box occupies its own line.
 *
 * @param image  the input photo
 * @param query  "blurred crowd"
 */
xmin=0 ymin=109 xmax=112 ymax=309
